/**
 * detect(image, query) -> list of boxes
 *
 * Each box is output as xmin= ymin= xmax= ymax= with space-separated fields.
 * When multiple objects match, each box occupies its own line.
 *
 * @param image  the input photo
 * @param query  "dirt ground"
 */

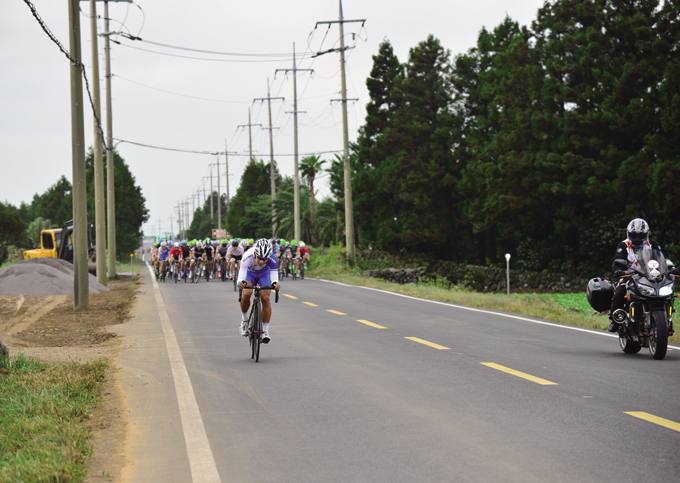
xmin=0 ymin=276 xmax=139 ymax=482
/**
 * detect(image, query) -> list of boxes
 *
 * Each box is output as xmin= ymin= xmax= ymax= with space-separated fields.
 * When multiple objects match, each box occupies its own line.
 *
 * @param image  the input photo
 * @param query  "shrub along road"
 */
xmin=118 ymin=266 xmax=680 ymax=482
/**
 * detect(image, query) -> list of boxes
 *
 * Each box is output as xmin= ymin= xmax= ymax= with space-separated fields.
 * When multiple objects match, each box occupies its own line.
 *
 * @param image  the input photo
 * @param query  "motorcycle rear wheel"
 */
xmin=619 ymin=334 xmax=641 ymax=354
xmin=649 ymin=310 xmax=668 ymax=360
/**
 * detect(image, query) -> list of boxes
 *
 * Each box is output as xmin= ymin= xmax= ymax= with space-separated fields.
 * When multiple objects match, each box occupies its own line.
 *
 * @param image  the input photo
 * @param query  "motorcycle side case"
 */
xmin=586 ymin=277 xmax=614 ymax=312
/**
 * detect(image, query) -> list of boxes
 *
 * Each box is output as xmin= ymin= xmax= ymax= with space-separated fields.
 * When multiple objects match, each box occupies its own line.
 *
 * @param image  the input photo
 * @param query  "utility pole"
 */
xmin=88 ymin=0 xmax=107 ymax=285
xmin=209 ymin=167 xmax=214 ymax=223
xmin=315 ymin=0 xmax=364 ymax=264
xmin=216 ymin=157 xmax=221 ymax=229
xmin=103 ymin=0 xmax=117 ymax=279
xmin=157 ymin=215 xmax=161 ymax=240
xmin=69 ymin=0 xmax=89 ymax=308
xmin=238 ymin=109 xmax=262 ymax=164
xmin=276 ymin=43 xmax=313 ymax=243
xmin=254 ymin=78 xmax=284 ymax=237
xmin=225 ymin=140 xmax=237 ymax=214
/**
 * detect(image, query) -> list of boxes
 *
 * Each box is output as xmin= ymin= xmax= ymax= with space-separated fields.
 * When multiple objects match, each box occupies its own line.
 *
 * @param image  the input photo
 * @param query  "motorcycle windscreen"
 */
xmin=635 ymin=249 xmax=668 ymax=280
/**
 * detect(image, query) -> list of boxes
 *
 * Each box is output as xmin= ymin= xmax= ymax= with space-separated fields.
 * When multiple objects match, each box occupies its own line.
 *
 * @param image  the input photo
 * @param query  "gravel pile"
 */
xmin=0 ymin=258 xmax=110 ymax=296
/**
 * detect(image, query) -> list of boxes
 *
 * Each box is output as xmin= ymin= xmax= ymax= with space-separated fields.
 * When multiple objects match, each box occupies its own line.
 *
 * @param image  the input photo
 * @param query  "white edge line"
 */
xmin=147 ymin=263 xmax=221 ymax=483
xmin=308 ymin=277 xmax=680 ymax=351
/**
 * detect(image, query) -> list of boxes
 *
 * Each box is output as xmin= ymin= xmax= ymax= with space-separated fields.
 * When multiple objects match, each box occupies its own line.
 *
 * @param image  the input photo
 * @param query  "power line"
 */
xmin=113 ymin=40 xmax=310 ymax=63
xmin=115 ymin=75 xmax=251 ymax=103
xmin=114 ymin=137 xmax=341 ymax=157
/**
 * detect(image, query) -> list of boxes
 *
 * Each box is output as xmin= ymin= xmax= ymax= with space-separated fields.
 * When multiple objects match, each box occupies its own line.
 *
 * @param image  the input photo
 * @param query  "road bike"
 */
xmin=290 ymin=257 xmax=298 ymax=281
xmin=299 ymin=259 xmax=307 ymax=280
xmin=239 ymin=283 xmax=279 ymax=362
xmin=219 ymin=257 xmax=227 ymax=282
xmin=192 ymin=258 xmax=203 ymax=284
xmin=170 ymin=259 xmax=179 ymax=283
xmin=232 ymin=260 xmax=241 ymax=292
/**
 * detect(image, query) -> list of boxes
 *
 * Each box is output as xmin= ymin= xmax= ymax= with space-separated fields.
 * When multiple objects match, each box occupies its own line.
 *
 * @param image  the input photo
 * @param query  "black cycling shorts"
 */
xmin=230 ymin=255 xmax=242 ymax=261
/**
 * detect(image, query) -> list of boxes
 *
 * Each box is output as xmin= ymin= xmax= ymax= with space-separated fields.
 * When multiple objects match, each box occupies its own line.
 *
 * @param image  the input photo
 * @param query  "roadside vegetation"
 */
xmin=307 ymin=245 xmax=680 ymax=345
xmin=0 ymin=355 xmax=108 ymax=483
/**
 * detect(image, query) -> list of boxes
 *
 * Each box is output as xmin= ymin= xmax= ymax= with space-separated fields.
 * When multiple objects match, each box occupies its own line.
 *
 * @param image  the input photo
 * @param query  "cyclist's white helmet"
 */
xmin=254 ymin=238 xmax=273 ymax=259
xmin=161 ymin=241 xmax=167 ymax=247
xmin=240 ymin=239 xmax=248 ymax=247
xmin=174 ymin=242 xmax=179 ymax=248
xmin=299 ymin=242 xmax=306 ymax=248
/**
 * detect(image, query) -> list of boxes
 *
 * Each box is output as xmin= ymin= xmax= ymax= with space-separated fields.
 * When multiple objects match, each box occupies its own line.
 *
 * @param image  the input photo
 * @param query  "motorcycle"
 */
xmin=592 ymin=249 xmax=678 ymax=360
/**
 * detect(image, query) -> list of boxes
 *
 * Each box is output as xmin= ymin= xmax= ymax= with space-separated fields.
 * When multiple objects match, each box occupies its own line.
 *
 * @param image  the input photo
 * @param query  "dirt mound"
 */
xmin=0 ymin=259 xmax=109 ymax=296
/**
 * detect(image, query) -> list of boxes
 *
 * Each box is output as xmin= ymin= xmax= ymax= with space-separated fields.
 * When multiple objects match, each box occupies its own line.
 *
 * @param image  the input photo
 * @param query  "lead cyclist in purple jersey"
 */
xmin=238 ymin=239 xmax=280 ymax=343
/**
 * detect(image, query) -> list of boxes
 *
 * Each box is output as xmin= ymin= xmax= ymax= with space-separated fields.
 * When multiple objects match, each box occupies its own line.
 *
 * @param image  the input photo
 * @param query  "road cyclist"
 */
xmin=215 ymin=241 xmax=229 ymax=281
xmin=158 ymin=241 xmax=170 ymax=282
xmin=297 ymin=241 xmax=310 ymax=279
xmin=190 ymin=241 xmax=205 ymax=282
xmin=179 ymin=240 xmax=191 ymax=281
xmin=238 ymin=238 xmax=280 ymax=345
xmin=168 ymin=242 xmax=183 ymax=283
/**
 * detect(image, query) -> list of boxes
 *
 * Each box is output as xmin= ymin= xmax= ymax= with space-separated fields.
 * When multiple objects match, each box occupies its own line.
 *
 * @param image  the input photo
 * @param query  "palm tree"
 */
xmin=299 ymin=155 xmax=325 ymax=245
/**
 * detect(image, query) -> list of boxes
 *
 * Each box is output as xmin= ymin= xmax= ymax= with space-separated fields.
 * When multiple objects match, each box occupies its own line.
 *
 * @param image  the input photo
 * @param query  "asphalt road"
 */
xmin=128 ymin=266 xmax=680 ymax=482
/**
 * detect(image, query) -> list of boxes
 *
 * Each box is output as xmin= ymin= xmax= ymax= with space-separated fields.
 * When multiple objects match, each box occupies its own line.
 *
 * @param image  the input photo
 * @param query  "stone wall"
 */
xmin=358 ymin=250 xmax=594 ymax=293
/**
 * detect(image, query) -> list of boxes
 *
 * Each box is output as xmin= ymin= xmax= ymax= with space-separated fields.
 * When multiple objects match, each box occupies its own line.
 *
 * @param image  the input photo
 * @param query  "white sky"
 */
xmin=2 ymin=0 xmax=546 ymax=237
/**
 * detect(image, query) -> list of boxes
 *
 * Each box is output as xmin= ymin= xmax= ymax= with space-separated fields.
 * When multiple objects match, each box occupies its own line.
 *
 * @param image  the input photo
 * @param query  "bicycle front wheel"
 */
xmin=254 ymin=303 xmax=262 ymax=362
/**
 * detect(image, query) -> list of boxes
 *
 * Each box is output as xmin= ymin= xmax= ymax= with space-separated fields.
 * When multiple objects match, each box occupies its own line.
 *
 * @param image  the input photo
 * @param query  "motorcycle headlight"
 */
xmin=659 ymin=284 xmax=674 ymax=297
xmin=637 ymin=283 xmax=656 ymax=296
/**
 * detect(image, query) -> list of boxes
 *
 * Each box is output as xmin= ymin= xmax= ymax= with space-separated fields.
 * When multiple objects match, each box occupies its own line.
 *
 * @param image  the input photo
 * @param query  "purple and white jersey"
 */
xmin=238 ymin=247 xmax=279 ymax=284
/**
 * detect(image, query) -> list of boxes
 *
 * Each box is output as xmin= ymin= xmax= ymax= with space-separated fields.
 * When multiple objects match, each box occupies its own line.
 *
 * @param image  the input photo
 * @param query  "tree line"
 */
xmin=0 ymin=149 xmax=148 ymax=264
xmin=351 ymin=0 xmax=680 ymax=275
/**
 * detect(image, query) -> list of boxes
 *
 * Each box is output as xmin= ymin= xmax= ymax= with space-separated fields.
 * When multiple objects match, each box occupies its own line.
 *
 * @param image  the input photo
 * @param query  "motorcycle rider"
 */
xmin=608 ymin=218 xmax=662 ymax=332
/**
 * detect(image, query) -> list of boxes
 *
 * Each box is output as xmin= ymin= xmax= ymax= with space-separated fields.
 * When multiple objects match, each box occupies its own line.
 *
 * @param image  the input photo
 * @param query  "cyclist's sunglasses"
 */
xmin=256 ymin=256 xmax=268 ymax=261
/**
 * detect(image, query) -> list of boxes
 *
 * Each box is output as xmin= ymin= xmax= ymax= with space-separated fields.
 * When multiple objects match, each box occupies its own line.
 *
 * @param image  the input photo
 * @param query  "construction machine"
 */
xmin=23 ymin=218 xmax=97 ymax=274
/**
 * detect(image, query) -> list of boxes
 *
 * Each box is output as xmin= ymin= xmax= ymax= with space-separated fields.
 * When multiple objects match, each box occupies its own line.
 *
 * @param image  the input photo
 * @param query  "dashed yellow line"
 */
xmin=302 ymin=302 xmax=318 ymax=307
xmin=357 ymin=319 xmax=387 ymax=329
xmin=283 ymin=294 xmax=298 ymax=299
xmin=327 ymin=310 xmax=347 ymax=315
xmin=405 ymin=337 xmax=450 ymax=350
xmin=481 ymin=362 xmax=558 ymax=386
xmin=625 ymin=412 xmax=680 ymax=433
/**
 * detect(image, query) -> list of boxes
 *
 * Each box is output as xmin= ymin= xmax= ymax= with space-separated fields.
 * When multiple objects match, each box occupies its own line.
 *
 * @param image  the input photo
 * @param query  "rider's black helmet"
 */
xmin=231 ymin=239 xmax=239 ymax=247
xmin=221 ymin=242 xmax=227 ymax=248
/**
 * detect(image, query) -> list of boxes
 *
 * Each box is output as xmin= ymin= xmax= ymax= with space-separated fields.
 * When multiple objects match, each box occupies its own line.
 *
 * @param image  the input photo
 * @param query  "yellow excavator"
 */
xmin=23 ymin=218 xmax=97 ymax=274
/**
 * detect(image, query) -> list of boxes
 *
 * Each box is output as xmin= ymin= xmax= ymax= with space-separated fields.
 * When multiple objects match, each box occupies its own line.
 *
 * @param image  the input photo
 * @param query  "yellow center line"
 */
xmin=481 ymin=362 xmax=558 ymax=386
xmin=357 ymin=319 xmax=387 ymax=329
xmin=625 ymin=412 xmax=680 ymax=433
xmin=327 ymin=310 xmax=347 ymax=315
xmin=302 ymin=302 xmax=318 ymax=307
xmin=405 ymin=337 xmax=450 ymax=350
xmin=283 ymin=294 xmax=298 ymax=299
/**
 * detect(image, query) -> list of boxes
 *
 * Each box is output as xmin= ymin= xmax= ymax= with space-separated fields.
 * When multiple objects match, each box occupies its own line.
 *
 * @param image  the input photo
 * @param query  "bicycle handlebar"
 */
xmin=238 ymin=284 xmax=280 ymax=303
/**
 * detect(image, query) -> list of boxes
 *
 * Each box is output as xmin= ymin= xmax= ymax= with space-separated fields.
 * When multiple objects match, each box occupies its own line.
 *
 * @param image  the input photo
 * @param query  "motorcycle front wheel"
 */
xmin=619 ymin=334 xmax=641 ymax=354
xmin=649 ymin=310 xmax=668 ymax=360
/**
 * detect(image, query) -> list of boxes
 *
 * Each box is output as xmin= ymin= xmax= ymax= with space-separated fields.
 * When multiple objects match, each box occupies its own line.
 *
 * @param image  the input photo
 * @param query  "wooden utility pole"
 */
xmin=254 ymin=79 xmax=284 ymax=237
xmin=209 ymin=167 xmax=214 ymax=223
xmin=89 ymin=0 xmax=107 ymax=285
xmin=238 ymin=109 xmax=262 ymax=164
xmin=276 ymin=44 xmax=313 ymax=242
xmin=315 ymin=0 xmax=365 ymax=264
xmin=103 ymin=0 xmax=117 ymax=279
xmin=68 ymin=0 xmax=89 ymax=308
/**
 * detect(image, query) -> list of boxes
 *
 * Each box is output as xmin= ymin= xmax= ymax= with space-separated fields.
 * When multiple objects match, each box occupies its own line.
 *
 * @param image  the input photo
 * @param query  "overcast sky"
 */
xmin=3 ymin=0 xmax=547 ymax=237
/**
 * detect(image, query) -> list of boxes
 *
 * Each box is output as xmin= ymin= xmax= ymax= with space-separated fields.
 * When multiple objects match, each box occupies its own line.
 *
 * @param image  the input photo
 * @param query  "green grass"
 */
xmin=0 ymin=354 xmax=108 ymax=483
xmin=115 ymin=257 xmax=144 ymax=275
